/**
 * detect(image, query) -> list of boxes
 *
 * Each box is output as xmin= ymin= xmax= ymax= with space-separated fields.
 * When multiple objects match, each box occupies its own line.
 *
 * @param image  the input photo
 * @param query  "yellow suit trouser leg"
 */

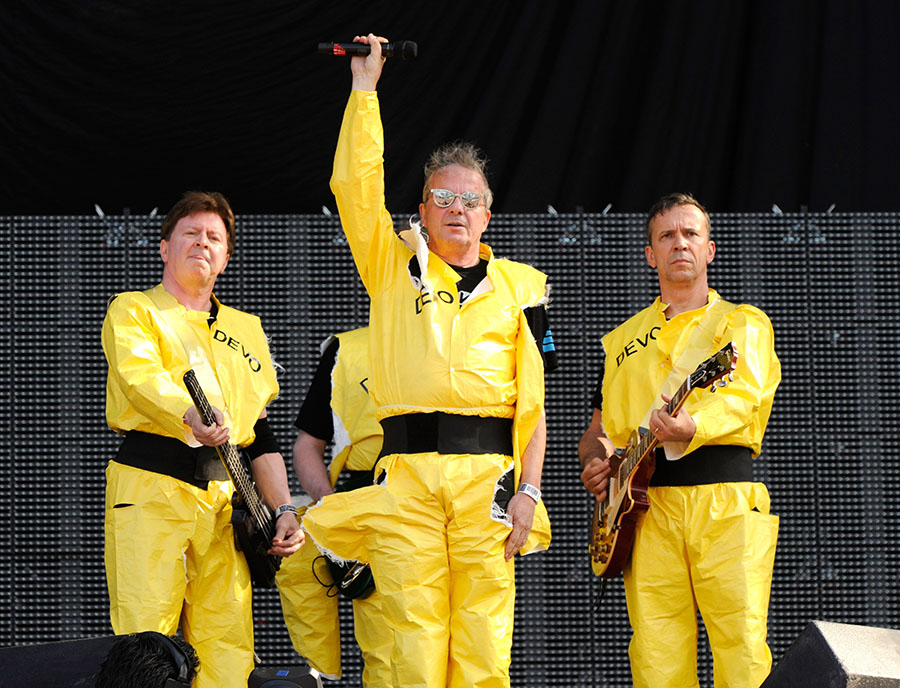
xmin=445 ymin=462 xmax=515 ymax=688
xmin=689 ymin=483 xmax=779 ymax=688
xmin=104 ymin=462 xmax=255 ymax=688
xmin=354 ymin=592 xmax=392 ymax=687
xmin=624 ymin=486 xmax=700 ymax=688
xmin=624 ymin=483 xmax=778 ymax=688
xmin=276 ymin=521 xmax=342 ymax=678
xmin=369 ymin=452 xmax=515 ymax=688
xmin=277 ymin=507 xmax=392 ymax=684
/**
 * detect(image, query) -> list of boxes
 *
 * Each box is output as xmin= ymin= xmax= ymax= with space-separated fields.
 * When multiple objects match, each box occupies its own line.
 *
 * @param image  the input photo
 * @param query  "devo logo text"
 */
xmin=415 ymin=289 xmax=455 ymax=314
xmin=213 ymin=329 xmax=262 ymax=372
xmin=615 ymin=326 xmax=661 ymax=366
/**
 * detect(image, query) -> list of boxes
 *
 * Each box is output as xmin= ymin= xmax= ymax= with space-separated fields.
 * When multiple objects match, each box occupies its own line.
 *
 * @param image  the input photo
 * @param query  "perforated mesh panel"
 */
xmin=1 ymin=211 xmax=898 ymax=687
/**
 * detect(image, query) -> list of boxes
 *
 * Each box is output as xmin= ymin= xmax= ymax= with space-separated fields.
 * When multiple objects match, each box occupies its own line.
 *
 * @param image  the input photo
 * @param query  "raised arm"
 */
xmin=329 ymin=34 xmax=400 ymax=294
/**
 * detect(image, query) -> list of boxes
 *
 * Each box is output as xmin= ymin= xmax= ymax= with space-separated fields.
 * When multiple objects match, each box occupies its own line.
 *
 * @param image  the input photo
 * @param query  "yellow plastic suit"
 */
xmin=277 ymin=327 xmax=391 ymax=685
xmin=302 ymin=90 xmax=551 ymax=688
xmin=599 ymin=290 xmax=781 ymax=688
xmin=102 ymin=284 xmax=278 ymax=688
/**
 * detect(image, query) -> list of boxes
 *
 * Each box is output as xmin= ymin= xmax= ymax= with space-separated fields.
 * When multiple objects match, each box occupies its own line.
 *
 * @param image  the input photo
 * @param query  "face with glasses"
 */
xmin=419 ymin=164 xmax=492 ymax=267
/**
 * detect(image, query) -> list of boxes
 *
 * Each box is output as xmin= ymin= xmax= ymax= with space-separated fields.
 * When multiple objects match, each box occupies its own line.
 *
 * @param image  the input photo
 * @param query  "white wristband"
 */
xmin=274 ymin=503 xmax=298 ymax=520
xmin=517 ymin=482 xmax=541 ymax=504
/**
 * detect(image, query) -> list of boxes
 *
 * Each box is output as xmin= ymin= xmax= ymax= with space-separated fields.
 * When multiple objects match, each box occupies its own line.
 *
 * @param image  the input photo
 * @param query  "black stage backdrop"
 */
xmin=2 ymin=0 xmax=900 ymax=217
xmin=1 ymin=209 xmax=898 ymax=687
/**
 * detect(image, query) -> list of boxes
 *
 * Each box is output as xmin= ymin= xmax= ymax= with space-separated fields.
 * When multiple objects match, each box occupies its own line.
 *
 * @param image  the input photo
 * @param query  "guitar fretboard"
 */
xmin=600 ymin=377 xmax=693 ymax=514
xmin=183 ymin=370 xmax=275 ymax=542
xmin=601 ymin=342 xmax=735 ymax=512
xmin=622 ymin=378 xmax=689 ymax=480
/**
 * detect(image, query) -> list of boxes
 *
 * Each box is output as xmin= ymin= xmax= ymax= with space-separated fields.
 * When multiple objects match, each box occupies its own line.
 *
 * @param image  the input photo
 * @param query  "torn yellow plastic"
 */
xmin=304 ymin=451 xmax=518 ymax=687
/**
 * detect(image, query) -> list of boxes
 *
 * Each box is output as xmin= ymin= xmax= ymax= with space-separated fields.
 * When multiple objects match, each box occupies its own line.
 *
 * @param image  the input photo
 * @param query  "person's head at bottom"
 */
xmin=96 ymin=631 xmax=199 ymax=687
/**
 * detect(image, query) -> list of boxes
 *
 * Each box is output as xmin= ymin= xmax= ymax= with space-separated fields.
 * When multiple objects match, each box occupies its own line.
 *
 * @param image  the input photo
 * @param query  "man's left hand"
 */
xmin=504 ymin=493 xmax=536 ymax=561
xmin=649 ymin=393 xmax=696 ymax=443
xmin=269 ymin=513 xmax=304 ymax=557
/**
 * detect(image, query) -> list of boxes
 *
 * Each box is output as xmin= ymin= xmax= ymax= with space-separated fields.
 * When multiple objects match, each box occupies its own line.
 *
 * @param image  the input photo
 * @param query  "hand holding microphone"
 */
xmin=318 ymin=40 xmax=417 ymax=60
xmin=321 ymin=34 xmax=406 ymax=92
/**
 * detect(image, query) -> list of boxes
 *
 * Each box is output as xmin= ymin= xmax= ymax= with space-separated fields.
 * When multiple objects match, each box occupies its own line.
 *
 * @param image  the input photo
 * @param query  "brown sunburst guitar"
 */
xmin=589 ymin=342 xmax=738 ymax=578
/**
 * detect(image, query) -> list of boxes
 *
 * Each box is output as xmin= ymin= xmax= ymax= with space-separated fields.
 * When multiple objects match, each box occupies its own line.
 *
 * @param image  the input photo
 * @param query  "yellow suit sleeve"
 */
xmin=683 ymin=305 xmax=781 ymax=457
xmin=330 ymin=90 xmax=399 ymax=296
xmin=102 ymin=294 xmax=193 ymax=438
xmin=513 ymin=293 xmax=552 ymax=555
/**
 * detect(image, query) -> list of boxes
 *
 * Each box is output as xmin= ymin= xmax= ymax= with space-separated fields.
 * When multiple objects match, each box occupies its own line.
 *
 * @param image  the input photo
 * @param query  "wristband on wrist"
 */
xmin=274 ymin=503 xmax=298 ymax=520
xmin=517 ymin=482 xmax=541 ymax=504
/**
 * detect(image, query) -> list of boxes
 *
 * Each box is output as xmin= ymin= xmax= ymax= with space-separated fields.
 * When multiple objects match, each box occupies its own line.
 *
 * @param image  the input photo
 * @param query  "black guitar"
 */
xmin=183 ymin=370 xmax=281 ymax=588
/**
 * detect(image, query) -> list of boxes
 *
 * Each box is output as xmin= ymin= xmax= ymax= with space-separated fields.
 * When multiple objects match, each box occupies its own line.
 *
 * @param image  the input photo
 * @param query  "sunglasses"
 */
xmin=429 ymin=188 xmax=485 ymax=209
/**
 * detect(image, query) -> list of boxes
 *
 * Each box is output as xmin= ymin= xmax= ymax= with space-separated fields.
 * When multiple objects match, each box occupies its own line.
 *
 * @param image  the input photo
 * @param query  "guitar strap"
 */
xmin=145 ymin=286 xmax=234 ymax=445
xmin=639 ymin=294 xmax=736 ymax=461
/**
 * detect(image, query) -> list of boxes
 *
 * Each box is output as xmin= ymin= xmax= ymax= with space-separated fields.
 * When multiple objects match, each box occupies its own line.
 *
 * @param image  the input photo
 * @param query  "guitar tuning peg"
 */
xmin=728 ymin=373 xmax=734 ymax=382
xmin=710 ymin=385 xmax=717 ymax=393
xmin=717 ymin=379 xmax=727 ymax=387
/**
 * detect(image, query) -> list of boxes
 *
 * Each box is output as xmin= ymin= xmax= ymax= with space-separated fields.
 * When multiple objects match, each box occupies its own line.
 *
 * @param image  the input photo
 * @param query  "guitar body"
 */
xmin=590 ymin=431 xmax=656 ymax=578
xmin=231 ymin=491 xmax=281 ymax=589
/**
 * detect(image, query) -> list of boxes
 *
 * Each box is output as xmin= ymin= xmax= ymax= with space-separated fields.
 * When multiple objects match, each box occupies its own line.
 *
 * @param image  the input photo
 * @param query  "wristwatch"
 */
xmin=517 ymin=482 xmax=542 ymax=504
xmin=274 ymin=503 xmax=299 ymax=519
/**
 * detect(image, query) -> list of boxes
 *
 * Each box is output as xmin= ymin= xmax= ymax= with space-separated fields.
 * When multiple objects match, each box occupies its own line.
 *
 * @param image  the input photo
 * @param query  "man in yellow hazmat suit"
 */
xmin=301 ymin=35 xmax=557 ymax=688
xmin=579 ymin=192 xmax=780 ymax=688
xmin=277 ymin=327 xmax=391 ymax=685
xmin=102 ymin=190 xmax=304 ymax=688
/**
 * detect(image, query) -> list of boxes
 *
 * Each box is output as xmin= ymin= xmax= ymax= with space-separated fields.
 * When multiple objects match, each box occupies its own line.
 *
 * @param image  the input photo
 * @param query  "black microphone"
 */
xmin=317 ymin=41 xmax=418 ymax=60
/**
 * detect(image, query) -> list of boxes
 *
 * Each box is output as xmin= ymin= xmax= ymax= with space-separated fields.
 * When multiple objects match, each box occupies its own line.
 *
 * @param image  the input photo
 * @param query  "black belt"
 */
xmin=336 ymin=469 xmax=375 ymax=492
xmin=379 ymin=412 xmax=514 ymax=457
xmin=114 ymin=430 xmax=228 ymax=488
xmin=649 ymin=445 xmax=753 ymax=486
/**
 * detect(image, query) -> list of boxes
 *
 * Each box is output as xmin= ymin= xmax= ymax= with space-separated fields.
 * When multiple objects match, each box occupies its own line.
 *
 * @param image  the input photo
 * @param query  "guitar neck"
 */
xmin=182 ymin=370 xmax=270 ymax=526
xmin=617 ymin=376 xmax=692 ymax=481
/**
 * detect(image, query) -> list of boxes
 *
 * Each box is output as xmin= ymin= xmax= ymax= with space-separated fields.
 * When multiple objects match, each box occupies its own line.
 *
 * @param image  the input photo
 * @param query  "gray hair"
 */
xmin=422 ymin=141 xmax=493 ymax=210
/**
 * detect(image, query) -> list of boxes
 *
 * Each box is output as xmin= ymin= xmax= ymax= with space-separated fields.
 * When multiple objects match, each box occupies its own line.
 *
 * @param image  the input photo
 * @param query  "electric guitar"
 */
xmin=589 ymin=342 xmax=738 ymax=578
xmin=183 ymin=370 xmax=281 ymax=588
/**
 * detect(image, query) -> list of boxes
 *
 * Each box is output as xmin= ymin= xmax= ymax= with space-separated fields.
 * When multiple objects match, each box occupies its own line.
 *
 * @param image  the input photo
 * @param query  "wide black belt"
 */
xmin=649 ymin=445 xmax=753 ymax=486
xmin=379 ymin=412 xmax=514 ymax=457
xmin=336 ymin=469 xmax=375 ymax=492
xmin=114 ymin=430 xmax=228 ymax=488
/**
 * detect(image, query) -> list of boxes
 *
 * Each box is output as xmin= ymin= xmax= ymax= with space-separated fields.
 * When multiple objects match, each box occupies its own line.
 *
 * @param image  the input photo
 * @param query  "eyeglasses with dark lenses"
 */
xmin=430 ymin=188 xmax=485 ymax=209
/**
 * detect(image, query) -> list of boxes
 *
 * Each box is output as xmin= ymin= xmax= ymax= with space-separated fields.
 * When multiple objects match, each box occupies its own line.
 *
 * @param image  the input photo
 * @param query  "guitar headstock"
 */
xmin=689 ymin=342 xmax=738 ymax=391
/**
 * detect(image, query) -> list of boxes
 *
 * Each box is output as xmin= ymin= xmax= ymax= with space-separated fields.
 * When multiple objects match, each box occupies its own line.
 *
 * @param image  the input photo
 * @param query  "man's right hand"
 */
xmin=581 ymin=455 xmax=613 ymax=502
xmin=578 ymin=409 xmax=617 ymax=501
xmin=350 ymin=33 xmax=388 ymax=92
xmin=183 ymin=405 xmax=230 ymax=446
